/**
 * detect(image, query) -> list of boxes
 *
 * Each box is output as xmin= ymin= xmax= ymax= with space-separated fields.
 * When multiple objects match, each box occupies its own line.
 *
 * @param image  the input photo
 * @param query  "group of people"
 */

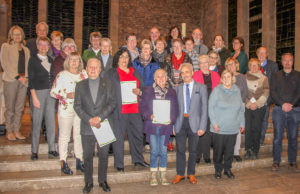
xmin=0 ymin=21 xmax=299 ymax=193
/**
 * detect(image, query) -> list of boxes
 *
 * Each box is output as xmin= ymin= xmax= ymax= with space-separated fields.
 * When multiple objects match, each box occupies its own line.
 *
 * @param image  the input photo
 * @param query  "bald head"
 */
xmin=87 ymin=58 xmax=102 ymax=79
xmin=256 ymin=47 xmax=268 ymax=63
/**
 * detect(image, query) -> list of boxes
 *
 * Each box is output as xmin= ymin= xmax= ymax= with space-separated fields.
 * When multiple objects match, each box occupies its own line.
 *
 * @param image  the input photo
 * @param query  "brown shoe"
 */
xmin=172 ymin=175 xmax=185 ymax=184
xmin=288 ymin=163 xmax=300 ymax=173
xmin=14 ymin=132 xmax=26 ymax=140
xmin=272 ymin=163 xmax=280 ymax=171
xmin=7 ymin=132 xmax=16 ymax=141
xmin=187 ymin=175 xmax=197 ymax=184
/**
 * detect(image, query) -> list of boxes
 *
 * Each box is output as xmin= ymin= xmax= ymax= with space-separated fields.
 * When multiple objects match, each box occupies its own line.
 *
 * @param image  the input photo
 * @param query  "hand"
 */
xmin=282 ymin=103 xmax=293 ymax=112
xmin=213 ymin=124 xmax=219 ymax=133
xmin=197 ymin=129 xmax=205 ymax=136
xmin=33 ymin=97 xmax=40 ymax=109
xmin=150 ymin=114 xmax=154 ymax=121
xmin=132 ymin=88 xmax=141 ymax=96
xmin=89 ymin=117 xmax=101 ymax=127
xmin=249 ymin=103 xmax=257 ymax=111
xmin=18 ymin=77 xmax=27 ymax=85
xmin=240 ymin=127 xmax=245 ymax=133
xmin=173 ymin=128 xmax=176 ymax=136
xmin=66 ymin=92 xmax=75 ymax=99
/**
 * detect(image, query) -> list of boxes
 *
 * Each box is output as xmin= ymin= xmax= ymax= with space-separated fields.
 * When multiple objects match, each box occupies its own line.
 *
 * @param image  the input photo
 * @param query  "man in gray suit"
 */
xmin=256 ymin=47 xmax=278 ymax=144
xmin=99 ymin=38 xmax=113 ymax=75
xmin=74 ymin=58 xmax=116 ymax=193
xmin=172 ymin=63 xmax=208 ymax=184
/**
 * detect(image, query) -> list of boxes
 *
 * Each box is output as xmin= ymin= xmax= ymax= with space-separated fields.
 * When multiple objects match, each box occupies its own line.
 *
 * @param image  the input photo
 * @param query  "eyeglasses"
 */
xmin=70 ymin=58 xmax=80 ymax=62
xmin=120 ymin=55 xmax=129 ymax=59
xmin=12 ymin=33 xmax=22 ymax=36
xmin=209 ymin=56 xmax=218 ymax=60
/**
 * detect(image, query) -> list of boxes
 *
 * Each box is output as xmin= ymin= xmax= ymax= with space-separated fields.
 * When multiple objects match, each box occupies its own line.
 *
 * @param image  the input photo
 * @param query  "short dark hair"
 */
xmin=232 ymin=36 xmax=245 ymax=49
xmin=126 ymin=33 xmax=137 ymax=41
xmin=183 ymin=36 xmax=194 ymax=44
xmin=112 ymin=47 xmax=132 ymax=68
xmin=168 ymin=26 xmax=182 ymax=41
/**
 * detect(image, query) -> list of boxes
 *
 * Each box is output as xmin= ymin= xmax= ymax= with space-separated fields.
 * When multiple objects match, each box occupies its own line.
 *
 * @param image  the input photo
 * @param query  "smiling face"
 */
xmin=100 ymin=40 xmax=111 ymax=55
xmin=154 ymin=69 xmax=167 ymax=88
xmin=141 ymin=43 xmax=152 ymax=58
xmin=180 ymin=65 xmax=194 ymax=84
xmin=37 ymin=40 xmax=50 ymax=56
xmin=126 ymin=35 xmax=137 ymax=50
xmin=192 ymin=29 xmax=203 ymax=42
xmin=232 ymin=39 xmax=243 ymax=51
xmin=209 ymin=53 xmax=218 ymax=66
xmin=69 ymin=55 xmax=80 ymax=71
xmin=156 ymin=40 xmax=165 ymax=53
xmin=63 ymin=44 xmax=76 ymax=56
xmin=12 ymin=28 xmax=22 ymax=44
xmin=214 ymin=35 xmax=224 ymax=48
xmin=91 ymin=37 xmax=101 ymax=50
xmin=51 ymin=36 xmax=62 ymax=49
xmin=199 ymin=57 xmax=209 ymax=73
xmin=256 ymin=47 xmax=268 ymax=63
xmin=87 ymin=59 xmax=101 ymax=79
xmin=171 ymin=27 xmax=179 ymax=39
xmin=282 ymin=54 xmax=294 ymax=73
xmin=226 ymin=61 xmax=237 ymax=73
xmin=222 ymin=72 xmax=233 ymax=88
xmin=150 ymin=27 xmax=160 ymax=42
xmin=249 ymin=60 xmax=260 ymax=73
xmin=118 ymin=51 xmax=130 ymax=69
xmin=185 ymin=40 xmax=194 ymax=52
xmin=173 ymin=41 xmax=183 ymax=55
xmin=36 ymin=24 xmax=48 ymax=37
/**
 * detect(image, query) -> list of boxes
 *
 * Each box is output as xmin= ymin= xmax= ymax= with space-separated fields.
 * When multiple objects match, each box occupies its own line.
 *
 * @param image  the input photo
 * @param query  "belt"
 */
xmin=184 ymin=113 xmax=189 ymax=117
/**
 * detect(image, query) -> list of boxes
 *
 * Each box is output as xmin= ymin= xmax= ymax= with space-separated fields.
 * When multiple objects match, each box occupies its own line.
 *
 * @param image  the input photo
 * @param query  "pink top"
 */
xmin=193 ymin=70 xmax=220 ymax=90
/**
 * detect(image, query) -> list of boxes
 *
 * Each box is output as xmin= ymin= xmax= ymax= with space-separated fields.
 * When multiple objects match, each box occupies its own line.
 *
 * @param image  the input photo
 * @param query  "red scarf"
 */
xmin=172 ymin=51 xmax=185 ymax=70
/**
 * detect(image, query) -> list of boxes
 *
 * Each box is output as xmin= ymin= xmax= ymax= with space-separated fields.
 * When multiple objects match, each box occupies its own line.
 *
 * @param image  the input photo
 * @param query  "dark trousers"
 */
xmin=112 ymin=113 xmax=144 ymax=168
xmin=196 ymin=119 xmax=212 ymax=160
xmin=212 ymin=133 xmax=237 ymax=172
xmin=82 ymin=135 xmax=109 ymax=184
xmin=260 ymin=105 xmax=270 ymax=141
xmin=245 ymin=106 xmax=266 ymax=154
xmin=272 ymin=106 xmax=300 ymax=164
xmin=175 ymin=117 xmax=199 ymax=175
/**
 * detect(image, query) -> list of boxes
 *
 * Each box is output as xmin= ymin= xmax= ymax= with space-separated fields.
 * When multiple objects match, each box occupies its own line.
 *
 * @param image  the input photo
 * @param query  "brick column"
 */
xmin=38 ymin=0 xmax=47 ymax=22
xmin=109 ymin=0 xmax=119 ymax=54
xmin=295 ymin=0 xmax=300 ymax=71
xmin=222 ymin=0 xmax=229 ymax=47
xmin=74 ymin=0 xmax=83 ymax=53
xmin=262 ymin=0 xmax=276 ymax=61
xmin=237 ymin=0 xmax=249 ymax=55
xmin=0 ymin=0 xmax=8 ymax=45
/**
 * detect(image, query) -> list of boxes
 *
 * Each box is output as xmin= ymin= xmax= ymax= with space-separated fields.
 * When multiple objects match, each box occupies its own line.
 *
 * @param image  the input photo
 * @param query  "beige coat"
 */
xmin=0 ymin=43 xmax=30 ymax=82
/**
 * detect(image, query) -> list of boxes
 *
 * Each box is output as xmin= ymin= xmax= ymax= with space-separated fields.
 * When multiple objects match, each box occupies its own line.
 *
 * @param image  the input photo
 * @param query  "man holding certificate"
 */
xmin=172 ymin=63 xmax=208 ymax=184
xmin=74 ymin=58 xmax=116 ymax=193
xmin=105 ymin=48 xmax=149 ymax=173
xmin=140 ymin=69 xmax=179 ymax=186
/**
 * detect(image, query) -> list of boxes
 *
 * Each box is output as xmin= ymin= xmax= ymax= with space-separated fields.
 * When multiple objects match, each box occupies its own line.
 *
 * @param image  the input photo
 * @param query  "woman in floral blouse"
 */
xmin=50 ymin=52 xmax=88 ymax=175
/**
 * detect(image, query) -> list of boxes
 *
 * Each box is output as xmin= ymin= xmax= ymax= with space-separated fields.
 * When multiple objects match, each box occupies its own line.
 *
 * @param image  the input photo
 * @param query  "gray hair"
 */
xmin=36 ymin=22 xmax=49 ymax=33
xmin=61 ymin=38 xmax=77 ymax=51
xmin=179 ymin=63 xmax=193 ymax=72
xmin=208 ymin=50 xmax=221 ymax=66
xmin=154 ymin=68 xmax=167 ymax=79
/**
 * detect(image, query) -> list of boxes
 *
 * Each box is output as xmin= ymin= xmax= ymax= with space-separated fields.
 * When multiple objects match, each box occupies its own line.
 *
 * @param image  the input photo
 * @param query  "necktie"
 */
xmin=186 ymin=84 xmax=190 ymax=113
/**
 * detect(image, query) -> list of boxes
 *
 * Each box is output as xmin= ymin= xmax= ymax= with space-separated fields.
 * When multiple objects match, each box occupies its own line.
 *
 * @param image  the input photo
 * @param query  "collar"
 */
xmin=261 ymin=59 xmax=268 ymax=67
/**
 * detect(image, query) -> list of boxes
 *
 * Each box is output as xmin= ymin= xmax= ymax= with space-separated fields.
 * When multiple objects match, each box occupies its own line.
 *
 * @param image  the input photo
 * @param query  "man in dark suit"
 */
xmin=172 ymin=63 xmax=208 ymax=184
xmin=256 ymin=47 xmax=279 ymax=144
xmin=74 ymin=58 xmax=116 ymax=193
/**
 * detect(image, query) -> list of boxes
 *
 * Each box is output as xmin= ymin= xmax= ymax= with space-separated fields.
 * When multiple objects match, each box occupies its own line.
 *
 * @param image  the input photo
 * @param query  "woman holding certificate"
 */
xmin=140 ymin=69 xmax=179 ymax=186
xmin=105 ymin=47 xmax=149 ymax=172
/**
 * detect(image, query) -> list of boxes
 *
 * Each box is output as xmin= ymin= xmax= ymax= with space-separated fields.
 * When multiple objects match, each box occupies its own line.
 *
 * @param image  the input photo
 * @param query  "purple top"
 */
xmin=139 ymin=86 xmax=179 ymax=146
xmin=51 ymin=45 xmax=61 ymax=57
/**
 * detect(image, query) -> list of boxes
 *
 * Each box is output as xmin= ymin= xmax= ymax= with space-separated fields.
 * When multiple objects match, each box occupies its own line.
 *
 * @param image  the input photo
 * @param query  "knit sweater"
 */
xmin=245 ymin=71 xmax=269 ymax=109
xmin=209 ymin=84 xmax=245 ymax=135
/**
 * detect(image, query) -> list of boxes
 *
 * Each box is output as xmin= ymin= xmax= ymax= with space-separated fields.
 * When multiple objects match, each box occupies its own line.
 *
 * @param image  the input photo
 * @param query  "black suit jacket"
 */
xmin=262 ymin=59 xmax=278 ymax=105
xmin=74 ymin=77 xmax=116 ymax=136
xmin=99 ymin=54 xmax=113 ymax=73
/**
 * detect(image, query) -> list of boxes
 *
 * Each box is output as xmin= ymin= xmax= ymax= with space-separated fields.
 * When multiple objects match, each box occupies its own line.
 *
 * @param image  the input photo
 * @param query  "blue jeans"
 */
xmin=150 ymin=127 xmax=167 ymax=169
xmin=272 ymin=106 xmax=300 ymax=164
xmin=260 ymin=105 xmax=270 ymax=141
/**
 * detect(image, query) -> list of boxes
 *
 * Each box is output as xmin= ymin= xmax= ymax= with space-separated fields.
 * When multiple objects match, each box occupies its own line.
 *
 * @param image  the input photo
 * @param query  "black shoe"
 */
xmin=116 ymin=167 xmax=124 ymax=172
xmin=61 ymin=160 xmax=73 ymax=175
xmin=252 ymin=153 xmax=259 ymax=160
xmin=48 ymin=151 xmax=59 ymax=159
xmin=83 ymin=183 xmax=93 ymax=193
xmin=108 ymin=145 xmax=113 ymax=155
xmin=244 ymin=150 xmax=252 ymax=160
xmin=99 ymin=181 xmax=111 ymax=192
xmin=134 ymin=161 xmax=150 ymax=167
xmin=234 ymin=155 xmax=242 ymax=162
xmin=215 ymin=171 xmax=222 ymax=179
xmin=204 ymin=158 xmax=211 ymax=164
xmin=31 ymin=153 xmax=38 ymax=161
xmin=76 ymin=158 xmax=85 ymax=172
xmin=224 ymin=170 xmax=235 ymax=179
xmin=196 ymin=158 xmax=200 ymax=164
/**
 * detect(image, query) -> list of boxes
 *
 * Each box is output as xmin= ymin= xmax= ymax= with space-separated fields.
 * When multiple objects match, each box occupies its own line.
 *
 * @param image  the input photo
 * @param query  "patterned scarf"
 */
xmin=153 ymin=82 xmax=169 ymax=100
xmin=139 ymin=55 xmax=152 ymax=67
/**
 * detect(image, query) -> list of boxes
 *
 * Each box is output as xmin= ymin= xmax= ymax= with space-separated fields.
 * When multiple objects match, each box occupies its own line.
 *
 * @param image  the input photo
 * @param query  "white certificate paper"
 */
xmin=121 ymin=81 xmax=137 ymax=104
xmin=91 ymin=119 xmax=116 ymax=147
xmin=152 ymin=100 xmax=171 ymax=125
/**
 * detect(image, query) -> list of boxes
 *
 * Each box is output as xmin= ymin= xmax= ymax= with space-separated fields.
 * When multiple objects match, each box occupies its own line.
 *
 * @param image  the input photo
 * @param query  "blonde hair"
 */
xmin=100 ymin=37 xmax=112 ymax=54
xmin=7 ymin=25 xmax=25 ymax=45
xmin=140 ymin=39 xmax=153 ymax=51
xmin=50 ymin=31 xmax=64 ymax=40
xmin=220 ymin=69 xmax=236 ymax=85
xmin=225 ymin=57 xmax=240 ymax=71
xmin=63 ymin=52 xmax=84 ymax=72
xmin=198 ymin=55 xmax=209 ymax=63
xmin=36 ymin=36 xmax=50 ymax=45
xmin=248 ymin=58 xmax=260 ymax=70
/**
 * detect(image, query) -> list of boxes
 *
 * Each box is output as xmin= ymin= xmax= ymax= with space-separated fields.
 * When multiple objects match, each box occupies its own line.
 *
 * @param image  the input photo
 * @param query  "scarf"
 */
xmin=172 ymin=51 xmax=185 ymax=70
xmin=153 ymin=82 xmax=169 ymax=100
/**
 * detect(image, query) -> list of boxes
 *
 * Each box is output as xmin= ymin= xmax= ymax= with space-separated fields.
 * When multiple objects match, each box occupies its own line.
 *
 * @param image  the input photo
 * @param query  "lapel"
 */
xmin=99 ymin=56 xmax=105 ymax=71
xmin=95 ymin=77 xmax=105 ymax=106
xmin=178 ymin=84 xmax=185 ymax=112
xmin=190 ymin=82 xmax=198 ymax=103
xmin=84 ymin=79 xmax=96 ymax=105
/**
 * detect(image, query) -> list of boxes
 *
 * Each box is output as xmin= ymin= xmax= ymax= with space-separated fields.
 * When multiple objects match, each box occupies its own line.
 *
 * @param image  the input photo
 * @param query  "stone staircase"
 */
xmin=0 ymin=113 xmax=299 ymax=192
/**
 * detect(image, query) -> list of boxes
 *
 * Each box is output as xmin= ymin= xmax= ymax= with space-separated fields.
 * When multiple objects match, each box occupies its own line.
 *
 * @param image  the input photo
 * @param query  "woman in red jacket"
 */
xmin=193 ymin=55 xmax=220 ymax=164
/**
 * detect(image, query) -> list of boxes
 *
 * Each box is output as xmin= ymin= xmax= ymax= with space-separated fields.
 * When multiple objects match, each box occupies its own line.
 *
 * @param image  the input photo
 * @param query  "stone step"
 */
xmin=1 ymin=142 xmax=294 ymax=173
xmin=0 ymin=153 xmax=298 ymax=193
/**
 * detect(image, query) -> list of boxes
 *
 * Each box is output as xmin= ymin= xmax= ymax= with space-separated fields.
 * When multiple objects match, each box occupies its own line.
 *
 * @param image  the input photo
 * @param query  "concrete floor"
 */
xmin=4 ymin=166 xmax=300 ymax=194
